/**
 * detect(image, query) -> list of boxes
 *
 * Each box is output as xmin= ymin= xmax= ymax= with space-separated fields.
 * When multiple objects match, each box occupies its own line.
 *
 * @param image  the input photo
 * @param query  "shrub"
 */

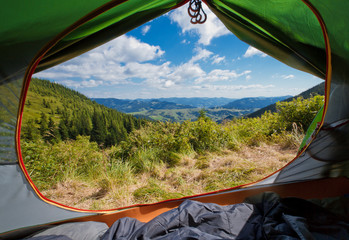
xmin=276 ymin=95 xmax=324 ymax=131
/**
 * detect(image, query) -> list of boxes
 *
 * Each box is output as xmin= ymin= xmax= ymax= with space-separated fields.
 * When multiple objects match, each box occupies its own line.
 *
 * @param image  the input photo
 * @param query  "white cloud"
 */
xmin=243 ymin=46 xmax=267 ymax=58
xmin=99 ymin=35 xmax=164 ymax=63
xmin=212 ymin=55 xmax=225 ymax=64
xmin=57 ymin=79 xmax=103 ymax=89
xmin=281 ymin=74 xmax=295 ymax=79
xmin=35 ymin=35 xmax=166 ymax=85
xmin=190 ymin=47 xmax=213 ymax=63
xmin=59 ymin=80 xmax=81 ymax=88
xmin=35 ymin=71 xmax=75 ymax=80
xmin=195 ymin=69 xmax=251 ymax=84
xmin=142 ymin=25 xmax=151 ymax=35
xmin=81 ymin=80 xmax=103 ymax=88
xmin=164 ymin=80 xmax=175 ymax=88
xmin=272 ymin=74 xmax=296 ymax=80
xmin=144 ymin=78 xmax=178 ymax=89
xmin=171 ymin=62 xmax=205 ymax=80
xmin=169 ymin=5 xmax=230 ymax=45
xmin=193 ymin=84 xmax=274 ymax=91
xmin=189 ymin=48 xmax=225 ymax=65
xmin=122 ymin=61 xmax=173 ymax=83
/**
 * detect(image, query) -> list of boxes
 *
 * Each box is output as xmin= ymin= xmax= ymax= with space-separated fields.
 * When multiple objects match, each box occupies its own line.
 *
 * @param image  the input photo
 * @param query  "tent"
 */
xmin=1 ymin=0 xmax=349 ymax=238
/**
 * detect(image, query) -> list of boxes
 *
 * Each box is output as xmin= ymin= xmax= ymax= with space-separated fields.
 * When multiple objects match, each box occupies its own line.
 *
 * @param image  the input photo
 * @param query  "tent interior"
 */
xmin=1 ymin=0 xmax=349 ymax=239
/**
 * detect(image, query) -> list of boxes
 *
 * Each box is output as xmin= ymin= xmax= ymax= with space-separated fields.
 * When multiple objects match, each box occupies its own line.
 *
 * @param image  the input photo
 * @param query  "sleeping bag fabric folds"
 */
xmin=101 ymin=193 xmax=349 ymax=239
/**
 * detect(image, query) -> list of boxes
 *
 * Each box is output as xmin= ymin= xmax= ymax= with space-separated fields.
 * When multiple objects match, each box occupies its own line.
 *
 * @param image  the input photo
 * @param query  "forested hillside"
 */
xmin=21 ymin=78 xmax=145 ymax=147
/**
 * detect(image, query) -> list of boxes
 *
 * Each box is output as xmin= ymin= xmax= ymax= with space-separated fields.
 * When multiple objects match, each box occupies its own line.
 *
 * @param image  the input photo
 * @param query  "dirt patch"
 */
xmin=42 ymin=180 xmax=102 ymax=209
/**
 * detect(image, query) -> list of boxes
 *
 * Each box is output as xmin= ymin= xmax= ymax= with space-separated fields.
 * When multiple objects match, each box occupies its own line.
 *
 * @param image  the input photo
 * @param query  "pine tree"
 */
xmin=42 ymin=98 xmax=50 ymax=108
xmin=22 ymin=119 xmax=39 ymax=141
xmin=69 ymin=120 xmax=79 ymax=140
xmin=58 ymin=120 xmax=69 ymax=141
xmin=56 ymin=106 xmax=61 ymax=114
xmin=105 ymin=121 xmax=119 ymax=147
xmin=91 ymin=110 xmax=106 ymax=146
xmin=78 ymin=110 xmax=92 ymax=136
xmin=198 ymin=109 xmax=210 ymax=121
xmin=39 ymin=112 xmax=48 ymax=139
xmin=124 ymin=117 xmax=135 ymax=133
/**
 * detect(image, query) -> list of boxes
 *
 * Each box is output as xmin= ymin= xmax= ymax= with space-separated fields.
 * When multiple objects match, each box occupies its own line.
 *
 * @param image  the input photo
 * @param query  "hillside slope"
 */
xmin=22 ymin=78 xmax=145 ymax=147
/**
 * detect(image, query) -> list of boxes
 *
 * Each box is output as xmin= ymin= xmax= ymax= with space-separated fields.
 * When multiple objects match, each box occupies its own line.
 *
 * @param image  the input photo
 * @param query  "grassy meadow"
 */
xmin=21 ymin=95 xmax=324 ymax=209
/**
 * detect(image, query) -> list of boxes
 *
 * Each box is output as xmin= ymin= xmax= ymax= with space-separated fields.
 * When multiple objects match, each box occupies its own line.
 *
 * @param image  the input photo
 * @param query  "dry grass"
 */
xmin=41 ymin=143 xmax=297 ymax=210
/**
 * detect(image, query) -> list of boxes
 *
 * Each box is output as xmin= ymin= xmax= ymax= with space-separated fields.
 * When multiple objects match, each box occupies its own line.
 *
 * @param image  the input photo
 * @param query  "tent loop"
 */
xmin=188 ymin=0 xmax=207 ymax=24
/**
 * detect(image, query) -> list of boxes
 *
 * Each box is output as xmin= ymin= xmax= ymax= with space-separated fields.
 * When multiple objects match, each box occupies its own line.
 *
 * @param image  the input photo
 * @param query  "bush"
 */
xmin=107 ymin=116 xmax=240 ymax=172
xmin=276 ymin=95 xmax=324 ymax=131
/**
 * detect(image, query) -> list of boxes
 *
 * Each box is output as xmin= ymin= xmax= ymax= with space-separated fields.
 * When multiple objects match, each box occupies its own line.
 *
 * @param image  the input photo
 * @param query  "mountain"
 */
xmin=22 ymin=78 xmax=145 ymax=147
xmin=221 ymin=96 xmax=291 ymax=110
xmin=143 ymin=97 xmax=236 ymax=108
xmin=94 ymin=96 xmax=293 ymax=123
xmin=92 ymin=98 xmax=195 ymax=113
xmin=131 ymin=108 xmax=251 ymax=123
xmin=248 ymin=82 xmax=325 ymax=118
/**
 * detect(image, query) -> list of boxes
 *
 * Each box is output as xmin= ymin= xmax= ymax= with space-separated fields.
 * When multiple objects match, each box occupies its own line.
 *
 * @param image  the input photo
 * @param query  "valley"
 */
xmin=93 ymin=96 xmax=292 ymax=122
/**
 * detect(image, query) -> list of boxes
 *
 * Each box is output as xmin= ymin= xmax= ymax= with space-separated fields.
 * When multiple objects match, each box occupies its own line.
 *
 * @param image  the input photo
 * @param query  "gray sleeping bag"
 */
xmin=101 ymin=193 xmax=349 ymax=240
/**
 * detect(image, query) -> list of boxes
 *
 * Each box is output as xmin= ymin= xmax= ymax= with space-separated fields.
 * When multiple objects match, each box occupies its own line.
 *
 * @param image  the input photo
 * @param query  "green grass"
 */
xmin=133 ymin=179 xmax=185 ymax=202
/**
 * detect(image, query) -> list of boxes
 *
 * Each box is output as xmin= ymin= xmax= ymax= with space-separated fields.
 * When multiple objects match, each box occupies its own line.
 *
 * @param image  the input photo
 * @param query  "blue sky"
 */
xmin=35 ymin=5 xmax=322 ymax=99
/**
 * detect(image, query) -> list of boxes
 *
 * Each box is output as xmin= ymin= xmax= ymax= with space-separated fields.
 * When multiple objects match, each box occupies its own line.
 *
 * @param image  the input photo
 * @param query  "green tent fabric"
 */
xmin=1 ymin=0 xmax=349 ymax=237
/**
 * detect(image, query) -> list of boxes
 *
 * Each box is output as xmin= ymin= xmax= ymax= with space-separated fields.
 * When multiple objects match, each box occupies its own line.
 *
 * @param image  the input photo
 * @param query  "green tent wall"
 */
xmin=1 ymin=0 xmax=348 ymax=237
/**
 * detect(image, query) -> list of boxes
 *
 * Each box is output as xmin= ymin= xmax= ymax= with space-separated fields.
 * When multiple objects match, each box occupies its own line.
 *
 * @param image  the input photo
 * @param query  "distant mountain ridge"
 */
xmin=221 ymin=96 xmax=291 ymax=110
xmin=143 ymin=97 xmax=236 ymax=108
xmin=93 ymin=96 xmax=292 ymax=122
xmin=92 ymin=98 xmax=195 ymax=113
